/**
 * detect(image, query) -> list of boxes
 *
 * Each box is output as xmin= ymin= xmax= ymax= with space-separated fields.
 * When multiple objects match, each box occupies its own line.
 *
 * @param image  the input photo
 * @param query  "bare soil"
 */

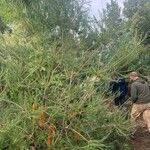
xmin=104 ymin=98 xmax=150 ymax=150
xmin=131 ymin=118 xmax=150 ymax=150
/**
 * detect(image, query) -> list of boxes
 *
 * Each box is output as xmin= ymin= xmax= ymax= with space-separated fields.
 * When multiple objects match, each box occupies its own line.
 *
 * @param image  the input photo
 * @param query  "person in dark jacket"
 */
xmin=109 ymin=74 xmax=128 ymax=107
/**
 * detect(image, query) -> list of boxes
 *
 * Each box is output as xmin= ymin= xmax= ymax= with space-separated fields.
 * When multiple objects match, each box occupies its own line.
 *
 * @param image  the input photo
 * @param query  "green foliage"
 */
xmin=5 ymin=0 xmax=90 ymax=41
xmin=0 ymin=39 xmax=133 ymax=149
xmin=103 ymin=0 xmax=121 ymax=29
xmin=122 ymin=0 xmax=150 ymax=72
xmin=123 ymin=0 xmax=147 ymax=18
xmin=0 ymin=0 xmax=148 ymax=149
xmin=124 ymin=0 xmax=150 ymax=44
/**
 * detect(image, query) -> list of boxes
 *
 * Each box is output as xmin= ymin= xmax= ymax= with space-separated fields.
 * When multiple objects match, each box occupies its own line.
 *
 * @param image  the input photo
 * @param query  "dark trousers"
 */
xmin=114 ymin=94 xmax=126 ymax=106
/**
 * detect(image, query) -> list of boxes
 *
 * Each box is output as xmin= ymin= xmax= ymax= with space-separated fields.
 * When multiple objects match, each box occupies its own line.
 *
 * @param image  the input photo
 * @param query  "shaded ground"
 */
xmin=104 ymin=98 xmax=150 ymax=150
xmin=131 ymin=118 xmax=150 ymax=150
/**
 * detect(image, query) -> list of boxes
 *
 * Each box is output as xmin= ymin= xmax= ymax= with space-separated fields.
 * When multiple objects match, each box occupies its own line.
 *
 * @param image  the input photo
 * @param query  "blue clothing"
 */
xmin=109 ymin=78 xmax=128 ymax=106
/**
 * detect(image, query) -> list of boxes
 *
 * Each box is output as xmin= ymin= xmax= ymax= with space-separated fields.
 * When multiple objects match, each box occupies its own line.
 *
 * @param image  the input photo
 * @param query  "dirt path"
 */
xmin=122 ymin=102 xmax=150 ymax=150
xmin=131 ymin=118 xmax=150 ymax=150
xmin=104 ymin=99 xmax=150 ymax=150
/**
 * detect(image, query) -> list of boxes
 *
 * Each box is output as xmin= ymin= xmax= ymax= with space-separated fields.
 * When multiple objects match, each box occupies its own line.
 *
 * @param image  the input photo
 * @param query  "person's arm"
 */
xmin=130 ymin=84 xmax=138 ymax=103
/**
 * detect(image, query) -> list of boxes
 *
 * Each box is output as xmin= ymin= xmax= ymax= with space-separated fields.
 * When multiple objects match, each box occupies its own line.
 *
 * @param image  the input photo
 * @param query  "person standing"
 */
xmin=108 ymin=73 xmax=128 ymax=107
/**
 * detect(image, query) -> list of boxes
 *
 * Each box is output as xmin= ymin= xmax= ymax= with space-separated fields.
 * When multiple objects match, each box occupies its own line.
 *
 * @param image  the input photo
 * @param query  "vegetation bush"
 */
xmin=0 ymin=0 xmax=149 ymax=149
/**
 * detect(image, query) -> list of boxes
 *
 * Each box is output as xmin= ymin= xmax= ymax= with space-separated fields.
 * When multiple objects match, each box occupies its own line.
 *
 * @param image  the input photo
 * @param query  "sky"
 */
xmin=90 ymin=0 xmax=124 ymax=18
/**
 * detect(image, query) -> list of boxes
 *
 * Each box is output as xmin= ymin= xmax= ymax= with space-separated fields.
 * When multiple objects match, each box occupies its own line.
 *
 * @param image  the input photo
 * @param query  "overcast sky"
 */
xmin=90 ymin=0 xmax=124 ymax=17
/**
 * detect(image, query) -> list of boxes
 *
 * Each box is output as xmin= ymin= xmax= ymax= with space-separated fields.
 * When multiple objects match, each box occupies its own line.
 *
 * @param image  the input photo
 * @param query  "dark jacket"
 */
xmin=131 ymin=78 xmax=150 ymax=103
xmin=109 ymin=78 xmax=127 ymax=96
